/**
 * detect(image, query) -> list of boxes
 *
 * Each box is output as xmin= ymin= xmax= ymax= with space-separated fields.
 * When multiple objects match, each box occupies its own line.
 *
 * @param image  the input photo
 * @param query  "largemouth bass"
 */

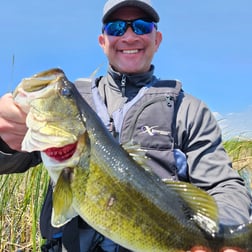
xmin=13 ymin=68 xmax=252 ymax=251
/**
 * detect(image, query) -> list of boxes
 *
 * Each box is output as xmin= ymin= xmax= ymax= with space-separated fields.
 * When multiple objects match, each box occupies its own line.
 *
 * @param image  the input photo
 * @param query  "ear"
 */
xmin=154 ymin=31 xmax=162 ymax=51
xmin=98 ymin=34 xmax=105 ymax=50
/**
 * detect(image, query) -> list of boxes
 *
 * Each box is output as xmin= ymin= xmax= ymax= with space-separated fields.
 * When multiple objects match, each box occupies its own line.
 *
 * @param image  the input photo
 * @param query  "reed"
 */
xmin=223 ymin=140 xmax=252 ymax=195
xmin=0 ymin=164 xmax=49 ymax=252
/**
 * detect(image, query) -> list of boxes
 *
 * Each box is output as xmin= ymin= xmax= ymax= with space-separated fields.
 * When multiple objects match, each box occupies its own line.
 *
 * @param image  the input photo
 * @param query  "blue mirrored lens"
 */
xmin=132 ymin=19 xmax=155 ymax=35
xmin=103 ymin=19 xmax=156 ymax=36
xmin=104 ymin=21 xmax=127 ymax=36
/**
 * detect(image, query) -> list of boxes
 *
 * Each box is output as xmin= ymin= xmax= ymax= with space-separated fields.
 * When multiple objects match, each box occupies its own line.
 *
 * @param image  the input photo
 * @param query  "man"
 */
xmin=0 ymin=0 xmax=251 ymax=251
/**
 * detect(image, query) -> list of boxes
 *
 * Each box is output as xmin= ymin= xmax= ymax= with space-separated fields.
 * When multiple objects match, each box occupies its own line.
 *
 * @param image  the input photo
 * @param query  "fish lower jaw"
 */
xmin=43 ymin=142 xmax=77 ymax=161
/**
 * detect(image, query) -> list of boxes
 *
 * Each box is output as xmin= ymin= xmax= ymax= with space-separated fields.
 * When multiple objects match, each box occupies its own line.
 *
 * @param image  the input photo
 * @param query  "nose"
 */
xmin=122 ymin=26 xmax=139 ymax=40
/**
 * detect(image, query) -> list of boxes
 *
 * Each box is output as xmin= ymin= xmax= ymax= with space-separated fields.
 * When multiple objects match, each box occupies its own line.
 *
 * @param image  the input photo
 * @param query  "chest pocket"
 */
xmin=120 ymin=80 xmax=181 ymax=148
xmin=120 ymin=81 xmax=183 ymax=180
xmin=122 ymin=95 xmax=175 ymax=150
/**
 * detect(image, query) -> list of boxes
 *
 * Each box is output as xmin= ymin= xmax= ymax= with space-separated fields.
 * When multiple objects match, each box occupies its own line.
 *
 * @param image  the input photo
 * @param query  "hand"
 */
xmin=0 ymin=93 xmax=28 ymax=151
xmin=190 ymin=246 xmax=211 ymax=252
xmin=221 ymin=248 xmax=247 ymax=252
xmin=191 ymin=246 xmax=246 ymax=252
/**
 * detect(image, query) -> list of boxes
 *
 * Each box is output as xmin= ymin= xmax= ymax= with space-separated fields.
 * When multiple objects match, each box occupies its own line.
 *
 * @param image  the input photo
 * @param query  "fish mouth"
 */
xmin=43 ymin=142 xmax=78 ymax=161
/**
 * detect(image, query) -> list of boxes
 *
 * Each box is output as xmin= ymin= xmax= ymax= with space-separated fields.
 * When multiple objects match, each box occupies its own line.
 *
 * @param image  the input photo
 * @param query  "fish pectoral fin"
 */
xmin=51 ymin=205 xmax=78 ymax=228
xmin=163 ymin=180 xmax=219 ymax=236
xmin=52 ymin=167 xmax=78 ymax=227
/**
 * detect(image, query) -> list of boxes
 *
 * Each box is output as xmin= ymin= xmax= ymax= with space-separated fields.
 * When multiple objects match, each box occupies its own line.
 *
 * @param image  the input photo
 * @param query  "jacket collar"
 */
xmin=106 ymin=65 xmax=157 ymax=95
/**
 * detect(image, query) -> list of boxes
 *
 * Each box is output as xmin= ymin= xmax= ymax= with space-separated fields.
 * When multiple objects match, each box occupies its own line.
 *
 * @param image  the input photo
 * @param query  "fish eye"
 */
xmin=58 ymin=78 xmax=74 ymax=97
xmin=60 ymin=86 xmax=72 ymax=97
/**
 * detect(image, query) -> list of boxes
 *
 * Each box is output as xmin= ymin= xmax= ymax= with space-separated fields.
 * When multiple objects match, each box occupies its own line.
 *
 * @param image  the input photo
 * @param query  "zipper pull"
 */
xmin=121 ymin=74 xmax=126 ymax=97
xmin=166 ymin=95 xmax=174 ymax=107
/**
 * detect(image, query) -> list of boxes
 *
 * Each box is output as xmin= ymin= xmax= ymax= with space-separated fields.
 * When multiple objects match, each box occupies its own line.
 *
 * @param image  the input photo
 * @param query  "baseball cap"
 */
xmin=102 ymin=0 xmax=160 ymax=23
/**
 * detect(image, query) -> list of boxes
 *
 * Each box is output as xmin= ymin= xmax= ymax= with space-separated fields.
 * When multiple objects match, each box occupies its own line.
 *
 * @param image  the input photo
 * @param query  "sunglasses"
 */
xmin=102 ymin=19 xmax=157 ymax=36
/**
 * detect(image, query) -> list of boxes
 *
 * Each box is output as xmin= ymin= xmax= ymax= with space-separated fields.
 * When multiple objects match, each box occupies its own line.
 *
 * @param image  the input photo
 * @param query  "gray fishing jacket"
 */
xmin=0 ymin=65 xmax=251 ymax=241
xmin=90 ymin=65 xmax=251 ymax=226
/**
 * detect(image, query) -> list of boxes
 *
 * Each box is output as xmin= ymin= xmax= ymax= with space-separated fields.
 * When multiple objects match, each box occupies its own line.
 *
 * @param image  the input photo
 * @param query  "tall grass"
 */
xmin=0 ymin=164 xmax=49 ymax=252
xmin=0 ymin=140 xmax=251 ymax=251
xmin=223 ymin=140 xmax=252 ymax=195
xmin=223 ymin=140 xmax=252 ymax=170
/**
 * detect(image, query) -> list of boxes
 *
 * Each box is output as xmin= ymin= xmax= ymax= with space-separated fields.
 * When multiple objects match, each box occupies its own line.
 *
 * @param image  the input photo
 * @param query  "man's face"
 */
xmin=99 ymin=7 xmax=162 ymax=74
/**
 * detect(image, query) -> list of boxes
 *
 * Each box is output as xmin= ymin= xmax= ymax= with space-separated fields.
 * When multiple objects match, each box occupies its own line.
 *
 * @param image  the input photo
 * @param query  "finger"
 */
xmin=0 ymin=93 xmax=27 ymax=123
xmin=0 ymin=118 xmax=27 ymax=133
xmin=190 ymin=246 xmax=211 ymax=252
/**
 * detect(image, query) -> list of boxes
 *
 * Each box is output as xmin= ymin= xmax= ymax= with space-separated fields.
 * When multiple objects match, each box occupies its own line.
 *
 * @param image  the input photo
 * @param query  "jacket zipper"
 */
xmin=121 ymin=74 xmax=126 ymax=97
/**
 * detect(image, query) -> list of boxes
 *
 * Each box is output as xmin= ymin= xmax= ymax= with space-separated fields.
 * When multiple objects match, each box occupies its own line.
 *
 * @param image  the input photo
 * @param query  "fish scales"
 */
xmin=13 ymin=68 xmax=252 ymax=252
xmin=71 ymin=134 xmax=209 ymax=251
xmin=69 ymin=82 xmax=210 ymax=250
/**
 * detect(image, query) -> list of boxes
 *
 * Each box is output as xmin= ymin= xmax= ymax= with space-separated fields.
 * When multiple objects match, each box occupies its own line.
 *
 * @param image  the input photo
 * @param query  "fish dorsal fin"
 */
xmin=163 ymin=180 xmax=219 ymax=236
xmin=123 ymin=142 xmax=219 ymax=235
xmin=52 ymin=167 xmax=78 ymax=227
xmin=122 ymin=142 xmax=151 ymax=171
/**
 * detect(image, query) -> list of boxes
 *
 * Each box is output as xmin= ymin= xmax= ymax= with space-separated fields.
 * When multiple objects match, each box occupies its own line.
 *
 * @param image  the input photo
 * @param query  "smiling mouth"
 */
xmin=44 ymin=142 xmax=78 ymax=161
xmin=121 ymin=49 xmax=141 ymax=54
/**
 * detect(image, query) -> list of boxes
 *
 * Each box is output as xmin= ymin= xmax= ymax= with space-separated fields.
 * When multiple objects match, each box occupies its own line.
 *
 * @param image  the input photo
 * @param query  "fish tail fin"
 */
xmin=217 ymin=221 xmax=252 ymax=251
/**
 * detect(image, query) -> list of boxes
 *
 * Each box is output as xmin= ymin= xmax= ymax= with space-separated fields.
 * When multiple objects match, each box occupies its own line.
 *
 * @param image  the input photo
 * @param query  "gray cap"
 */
xmin=102 ymin=0 xmax=160 ymax=23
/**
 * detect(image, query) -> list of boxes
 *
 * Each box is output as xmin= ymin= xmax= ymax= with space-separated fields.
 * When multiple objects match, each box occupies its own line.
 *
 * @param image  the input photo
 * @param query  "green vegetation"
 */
xmin=0 ymin=140 xmax=251 ymax=251
xmin=223 ymin=140 xmax=252 ymax=195
xmin=0 ymin=165 xmax=49 ymax=252
xmin=223 ymin=140 xmax=252 ymax=170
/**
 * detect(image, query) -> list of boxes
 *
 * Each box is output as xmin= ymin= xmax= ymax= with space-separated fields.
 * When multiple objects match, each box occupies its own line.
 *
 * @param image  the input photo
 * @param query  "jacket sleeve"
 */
xmin=176 ymin=93 xmax=251 ymax=226
xmin=0 ymin=137 xmax=42 ymax=174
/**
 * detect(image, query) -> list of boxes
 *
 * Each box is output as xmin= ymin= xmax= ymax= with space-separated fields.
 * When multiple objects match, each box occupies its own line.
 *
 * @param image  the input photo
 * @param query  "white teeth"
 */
xmin=122 ymin=49 xmax=139 ymax=54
